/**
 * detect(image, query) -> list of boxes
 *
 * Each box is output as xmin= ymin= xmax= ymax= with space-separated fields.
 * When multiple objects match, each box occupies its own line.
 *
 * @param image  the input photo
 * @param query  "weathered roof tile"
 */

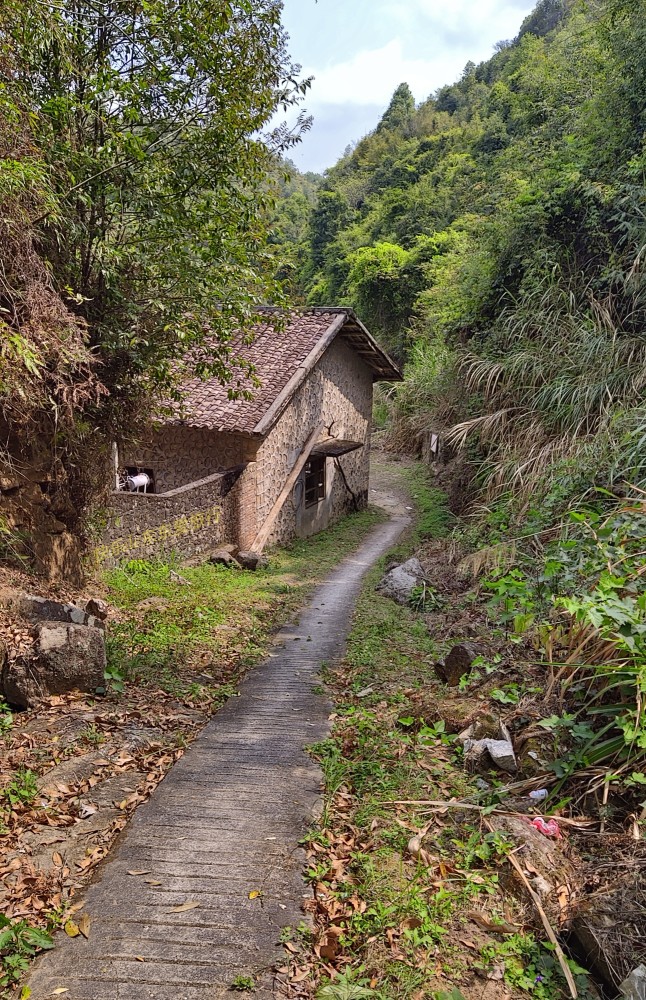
xmin=169 ymin=309 xmax=401 ymax=435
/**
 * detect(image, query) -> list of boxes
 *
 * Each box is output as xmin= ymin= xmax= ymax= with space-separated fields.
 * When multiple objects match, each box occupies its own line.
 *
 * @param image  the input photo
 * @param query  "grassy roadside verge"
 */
xmin=104 ymin=507 xmax=386 ymax=702
xmin=0 ymin=508 xmax=384 ymax=995
xmin=288 ymin=478 xmax=596 ymax=1000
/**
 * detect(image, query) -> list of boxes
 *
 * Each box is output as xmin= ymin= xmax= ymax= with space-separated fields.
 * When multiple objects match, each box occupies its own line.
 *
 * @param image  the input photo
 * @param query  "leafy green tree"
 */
xmin=517 ymin=0 xmax=567 ymax=39
xmin=308 ymin=190 xmax=354 ymax=270
xmin=269 ymin=160 xmax=321 ymax=298
xmin=376 ymin=83 xmax=415 ymax=134
xmin=1 ymin=0 xmax=310 ymax=422
xmin=0 ymin=0 xmax=310 ymax=570
xmin=346 ymin=242 xmax=414 ymax=355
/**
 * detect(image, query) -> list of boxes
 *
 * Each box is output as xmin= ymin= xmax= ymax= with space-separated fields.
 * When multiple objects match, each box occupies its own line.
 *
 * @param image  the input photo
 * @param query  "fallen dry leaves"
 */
xmin=0 ymin=681 xmax=214 ymax=951
xmin=167 ymin=901 xmax=200 ymax=914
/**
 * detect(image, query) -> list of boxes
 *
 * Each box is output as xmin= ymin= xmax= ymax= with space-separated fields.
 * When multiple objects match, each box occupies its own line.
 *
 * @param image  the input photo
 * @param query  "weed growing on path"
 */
xmin=0 ymin=703 xmax=12 ymax=737
xmin=2 ymin=769 xmax=38 ymax=809
xmin=0 ymin=916 xmax=53 ymax=989
xmin=230 ymin=973 xmax=255 ymax=991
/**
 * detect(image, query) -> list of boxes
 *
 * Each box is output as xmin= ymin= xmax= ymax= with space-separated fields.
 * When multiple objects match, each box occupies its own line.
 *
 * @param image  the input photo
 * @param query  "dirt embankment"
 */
xmin=0 ymin=446 xmax=87 ymax=585
xmin=405 ymin=492 xmax=646 ymax=996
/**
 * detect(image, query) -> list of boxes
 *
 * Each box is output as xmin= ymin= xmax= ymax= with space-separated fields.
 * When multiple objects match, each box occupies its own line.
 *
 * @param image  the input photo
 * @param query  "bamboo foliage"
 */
xmin=446 ymin=256 xmax=646 ymax=502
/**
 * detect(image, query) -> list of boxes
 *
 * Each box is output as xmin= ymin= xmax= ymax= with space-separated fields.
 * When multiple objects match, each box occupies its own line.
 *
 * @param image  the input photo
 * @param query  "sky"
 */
xmin=278 ymin=0 xmax=537 ymax=174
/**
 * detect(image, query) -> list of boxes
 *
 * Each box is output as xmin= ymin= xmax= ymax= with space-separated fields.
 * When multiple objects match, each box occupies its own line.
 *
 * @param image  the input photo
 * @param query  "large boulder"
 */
xmin=237 ymin=551 xmax=268 ymax=571
xmin=1 ymin=622 xmax=106 ymax=708
xmin=6 ymin=593 xmax=105 ymax=630
xmin=376 ymin=558 xmax=425 ymax=604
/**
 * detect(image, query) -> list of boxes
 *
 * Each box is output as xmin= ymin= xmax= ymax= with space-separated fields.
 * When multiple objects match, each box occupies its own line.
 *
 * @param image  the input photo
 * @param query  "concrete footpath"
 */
xmin=26 ymin=513 xmax=409 ymax=1000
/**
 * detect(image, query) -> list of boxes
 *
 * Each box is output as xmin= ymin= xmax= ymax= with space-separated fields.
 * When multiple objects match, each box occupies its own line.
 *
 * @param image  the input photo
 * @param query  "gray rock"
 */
xmin=621 ymin=966 xmax=646 ymax=1000
xmin=484 ymin=738 xmax=517 ymax=773
xmin=208 ymin=549 xmax=242 ymax=569
xmin=208 ymin=543 xmax=237 ymax=556
xmin=80 ymin=598 xmax=109 ymax=621
xmin=462 ymin=721 xmax=517 ymax=774
xmin=237 ymin=551 xmax=268 ymax=571
xmin=1 ymin=622 xmax=106 ymax=708
xmin=377 ymin=557 xmax=425 ymax=604
xmin=12 ymin=593 xmax=105 ymax=630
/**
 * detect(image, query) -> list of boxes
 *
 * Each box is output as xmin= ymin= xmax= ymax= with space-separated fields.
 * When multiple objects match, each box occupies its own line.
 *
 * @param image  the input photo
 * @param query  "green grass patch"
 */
xmin=104 ymin=508 xmax=384 ymax=701
xmin=345 ymin=561 xmax=437 ymax=691
xmin=401 ymin=464 xmax=453 ymax=541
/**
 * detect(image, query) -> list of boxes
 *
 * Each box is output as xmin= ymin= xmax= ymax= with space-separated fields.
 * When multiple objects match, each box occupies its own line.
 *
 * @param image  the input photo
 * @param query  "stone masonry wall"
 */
xmin=101 ymin=336 xmax=374 ymax=562
xmin=120 ymin=426 xmax=253 ymax=493
xmin=97 ymin=467 xmax=245 ymax=566
xmin=257 ymin=338 xmax=372 ymax=547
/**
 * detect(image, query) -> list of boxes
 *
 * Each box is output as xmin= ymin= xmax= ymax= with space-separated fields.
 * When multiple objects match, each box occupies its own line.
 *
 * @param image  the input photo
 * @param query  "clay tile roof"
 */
xmin=169 ymin=308 xmax=401 ymax=437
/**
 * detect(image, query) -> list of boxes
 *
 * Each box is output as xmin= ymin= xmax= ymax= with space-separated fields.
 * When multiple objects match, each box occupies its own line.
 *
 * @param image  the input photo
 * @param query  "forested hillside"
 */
xmin=276 ymin=0 xmax=646 ymax=947
xmin=281 ymin=0 xmax=645 ymax=523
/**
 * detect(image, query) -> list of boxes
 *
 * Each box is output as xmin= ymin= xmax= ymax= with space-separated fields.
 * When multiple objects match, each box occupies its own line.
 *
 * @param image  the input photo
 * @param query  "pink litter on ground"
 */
xmin=532 ymin=817 xmax=562 ymax=839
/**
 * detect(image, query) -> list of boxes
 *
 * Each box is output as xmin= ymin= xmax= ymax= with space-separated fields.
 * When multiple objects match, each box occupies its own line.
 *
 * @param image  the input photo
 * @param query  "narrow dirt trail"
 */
xmin=26 ymin=460 xmax=410 ymax=1000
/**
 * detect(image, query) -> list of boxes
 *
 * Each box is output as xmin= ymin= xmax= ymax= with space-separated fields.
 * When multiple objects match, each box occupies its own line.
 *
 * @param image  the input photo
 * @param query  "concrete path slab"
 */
xmin=26 ymin=513 xmax=409 ymax=1000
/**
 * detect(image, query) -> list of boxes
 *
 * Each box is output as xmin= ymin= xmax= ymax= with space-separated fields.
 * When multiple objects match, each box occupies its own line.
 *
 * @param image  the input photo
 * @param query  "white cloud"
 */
xmin=278 ymin=0 xmax=536 ymax=171
xmin=381 ymin=0 xmax=530 ymax=38
xmin=300 ymin=0 xmax=534 ymax=111
xmin=303 ymin=38 xmax=467 ymax=109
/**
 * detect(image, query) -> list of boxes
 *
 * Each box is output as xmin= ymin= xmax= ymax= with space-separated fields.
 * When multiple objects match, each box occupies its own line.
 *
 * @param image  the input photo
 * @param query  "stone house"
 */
xmin=98 ymin=308 xmax=401 ymax=565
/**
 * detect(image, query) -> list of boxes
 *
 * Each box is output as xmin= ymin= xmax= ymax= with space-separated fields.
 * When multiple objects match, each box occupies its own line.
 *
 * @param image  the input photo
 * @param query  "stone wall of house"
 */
xmin=100 ymin=336 xmax=375 ymax=563
xmin=119 ymin=425 xmax=253 ymax=493
xmin=96 ymin=466 xmax=246 ymax=566
xmin=257 ymin=338 xmax=373 ymax=547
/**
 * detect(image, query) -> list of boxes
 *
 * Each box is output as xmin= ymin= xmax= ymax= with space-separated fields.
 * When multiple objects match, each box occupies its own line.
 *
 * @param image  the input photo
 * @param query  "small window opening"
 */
xmin=304 ymin=456 xmax=326 ymax=508
xmin=124 ymin=467 xmax=155 ymax=493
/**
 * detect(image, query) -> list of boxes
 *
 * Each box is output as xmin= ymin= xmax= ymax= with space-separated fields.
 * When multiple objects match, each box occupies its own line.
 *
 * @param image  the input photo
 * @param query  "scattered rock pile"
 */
xmin=208 ymin=545 xmax=268 ymax=571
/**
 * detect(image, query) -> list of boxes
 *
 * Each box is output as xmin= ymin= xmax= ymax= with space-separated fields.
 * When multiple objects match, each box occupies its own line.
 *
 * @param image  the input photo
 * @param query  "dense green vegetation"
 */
xmin=279 ymin=0 xmax=646 ymax=828
xmin=0 ymin=0 xmax=309 ymax=540
xmin=270 ymin=160 xmax=321 ymax=297
xmin=286 ymin=0 xmax=645 ymax=509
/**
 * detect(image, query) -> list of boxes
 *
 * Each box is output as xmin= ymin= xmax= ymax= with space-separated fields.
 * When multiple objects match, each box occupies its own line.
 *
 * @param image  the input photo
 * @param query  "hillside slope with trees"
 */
xmin=293 ymin=0 xmax=644 ymax=519
xmin=277 ymin=2 xmax=646 ymax=991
